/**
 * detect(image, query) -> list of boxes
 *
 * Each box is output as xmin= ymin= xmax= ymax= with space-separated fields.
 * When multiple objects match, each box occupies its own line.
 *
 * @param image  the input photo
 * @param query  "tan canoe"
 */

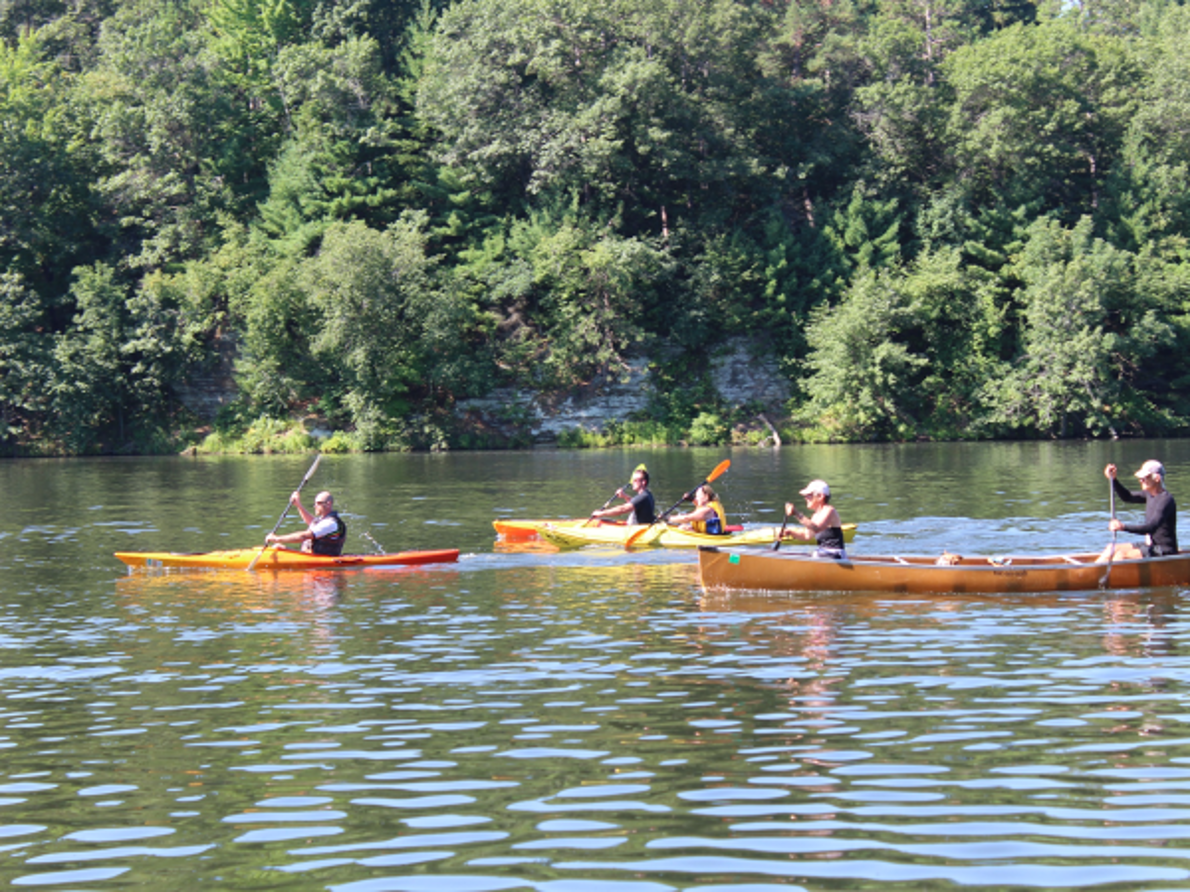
xmin=698 ymin=547 xmax=1190 ymax=594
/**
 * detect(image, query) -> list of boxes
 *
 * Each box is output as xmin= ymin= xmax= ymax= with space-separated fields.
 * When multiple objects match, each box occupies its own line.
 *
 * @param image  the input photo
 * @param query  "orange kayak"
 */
xmin=115 ymin=547 xmax=460 ymax=571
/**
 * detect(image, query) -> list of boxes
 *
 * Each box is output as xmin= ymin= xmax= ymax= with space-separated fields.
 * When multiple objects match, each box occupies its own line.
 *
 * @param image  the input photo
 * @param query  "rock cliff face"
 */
xmin=175 ymin=334 xmax=239 ymax=422
xmin=456 ymin=338 xmax=790 ymax=443
xmin=178 ymin=335 xmax=791 ymax=443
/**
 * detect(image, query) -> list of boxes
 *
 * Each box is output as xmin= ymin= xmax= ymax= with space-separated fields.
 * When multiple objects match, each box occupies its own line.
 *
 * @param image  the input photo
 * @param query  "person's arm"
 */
xmin=1122 ymin=492 xmax=1171 ymax=535
xmin=1112 ymin=476 xmax=1146 ymax=505
xmin=267 ymin=528 xmax=313 ymax=545
xmin=785 ymin=501 xmax=809 ymax=528
xmin=593 ymin=501 xmax=633 ymax=519
xmin=670 ymin=505 xmax=711 ymax=525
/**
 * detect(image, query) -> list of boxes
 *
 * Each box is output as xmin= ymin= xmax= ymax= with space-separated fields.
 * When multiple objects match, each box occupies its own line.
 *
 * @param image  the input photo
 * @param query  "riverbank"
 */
xmin=185 ymin=408 xmax=787 ymax=455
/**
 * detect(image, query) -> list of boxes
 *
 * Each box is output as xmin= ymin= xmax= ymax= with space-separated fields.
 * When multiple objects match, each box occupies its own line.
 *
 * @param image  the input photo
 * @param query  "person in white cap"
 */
xmin=1098 ymin=460 xmax=1178 ymax=562
xmin=785 ymin=479 xmax=846 ymax=559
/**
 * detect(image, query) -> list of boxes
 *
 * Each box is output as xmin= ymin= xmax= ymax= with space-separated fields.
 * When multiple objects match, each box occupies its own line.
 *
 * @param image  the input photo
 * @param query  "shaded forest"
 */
xmin=3 ymin=0 xmax=1190 ymax=453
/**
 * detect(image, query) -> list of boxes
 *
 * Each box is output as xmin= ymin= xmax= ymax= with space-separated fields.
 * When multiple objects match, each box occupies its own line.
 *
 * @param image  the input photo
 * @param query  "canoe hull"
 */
xmin=698 ymin=547 xmax=1190 ymax=594
xmin=115 ymin=547 xmax=460 ymax=571
xmin=539 ymin=523 xmax=858 ymax=550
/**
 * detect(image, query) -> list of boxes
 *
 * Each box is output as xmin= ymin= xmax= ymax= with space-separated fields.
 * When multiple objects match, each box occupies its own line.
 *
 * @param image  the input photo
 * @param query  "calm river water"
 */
xmin=4 ymin=441 xmax=1190 ymax=890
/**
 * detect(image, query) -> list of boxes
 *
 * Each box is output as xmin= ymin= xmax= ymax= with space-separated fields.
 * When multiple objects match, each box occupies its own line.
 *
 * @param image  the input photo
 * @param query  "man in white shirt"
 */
xmin=266 ymin=490 xmax=347 ymax=555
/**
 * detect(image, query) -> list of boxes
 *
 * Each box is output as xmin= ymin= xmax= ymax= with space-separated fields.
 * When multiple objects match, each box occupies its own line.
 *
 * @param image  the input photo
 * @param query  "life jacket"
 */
xmin=691 ymin=500 xmax=727 ymax=535
xmin=311 ymin=511 xmax=347 ymax=556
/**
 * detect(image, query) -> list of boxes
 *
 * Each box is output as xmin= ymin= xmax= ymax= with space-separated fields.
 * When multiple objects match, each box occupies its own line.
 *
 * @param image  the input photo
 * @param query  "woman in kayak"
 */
xmin=786 ymin=479 xmax=846 ymax=559
xmin=670 ymin=485 xmax=727 ymax=535
xmin=1098 ymin=460 xmax=1178 ymax=561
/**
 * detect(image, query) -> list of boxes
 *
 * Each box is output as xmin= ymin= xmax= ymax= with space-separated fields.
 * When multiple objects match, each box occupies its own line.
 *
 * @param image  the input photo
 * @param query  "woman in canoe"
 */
xmin=669 ymin=485 xmax=728 ymax=535
xmin=785 ymin=479 xmax=847 ymax=559
xmin=1098 ymin=460 xmax=1178 ymax=561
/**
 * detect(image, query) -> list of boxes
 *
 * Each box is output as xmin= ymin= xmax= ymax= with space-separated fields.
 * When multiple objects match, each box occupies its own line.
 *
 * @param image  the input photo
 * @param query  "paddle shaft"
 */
xmin=772 ymin=507 xmax=793 ymax=551
xmin=1100 ymin=477 xmax=1117 ymax=589
xmin=624 ymin=459 xmax=731 ymax=548
xmin=246 ymin=454 xmax=323 ymax=571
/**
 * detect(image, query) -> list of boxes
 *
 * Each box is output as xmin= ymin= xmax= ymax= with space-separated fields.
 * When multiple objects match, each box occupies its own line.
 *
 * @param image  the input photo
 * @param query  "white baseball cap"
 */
xmin=1135 ymin=459 xmax=1165 ymax=479
xmin=799 ymin=479 xmax=830 ymax=497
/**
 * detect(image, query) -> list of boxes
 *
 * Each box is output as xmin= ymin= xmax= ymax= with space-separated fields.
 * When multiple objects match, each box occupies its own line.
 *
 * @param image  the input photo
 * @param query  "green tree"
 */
xmin=49 ymin=263 xmax=202 ymax=451
xmin=1109 ymin=4 xmax=1190 ymax=249
xmin=796 ymin=248 xmax=1000 ymax=440
xmin=417 ymin=0 xmax=797 ymax=236
xmin=982 ymin=216 xmax=1178 ymax=437
xmin=0 ymin=34 xmax=96 ymax=295
xmin=71 ymin=0 xmax=237 ymax=270
xmin=290 ymin=213 xmax=482 ymax=444
xmin=941 ymin=19 xmax=1141 ymax=221
xmin=256 ymin=36 xmax=411 ymax=253
xmin=0 ymin=271 xmax=50 ymax=449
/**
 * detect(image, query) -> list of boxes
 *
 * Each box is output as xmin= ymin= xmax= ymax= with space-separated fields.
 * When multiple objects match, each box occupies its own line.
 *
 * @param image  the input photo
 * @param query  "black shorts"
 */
xmin=1141 ymin=544 xmax=1177 ymax=558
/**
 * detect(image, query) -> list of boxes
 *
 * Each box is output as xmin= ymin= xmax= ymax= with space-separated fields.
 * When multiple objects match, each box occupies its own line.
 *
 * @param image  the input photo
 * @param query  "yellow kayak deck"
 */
xmin=537 ymin=523 xmax=858 ymax=550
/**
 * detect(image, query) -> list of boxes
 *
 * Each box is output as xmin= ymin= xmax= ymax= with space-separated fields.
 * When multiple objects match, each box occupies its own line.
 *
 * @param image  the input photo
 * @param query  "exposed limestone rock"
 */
xmin=456 ymin=338 xmax=790 ymax=442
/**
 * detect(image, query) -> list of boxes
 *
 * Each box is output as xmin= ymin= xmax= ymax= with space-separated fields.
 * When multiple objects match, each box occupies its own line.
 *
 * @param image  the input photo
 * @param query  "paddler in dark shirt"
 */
xmin=785 ymin=478 xmax=847 ymax=559
xmin=590 ymin=467 xmax=656 ymax=525
xmin=1098 ymin=460 xmax=1178 ymax=561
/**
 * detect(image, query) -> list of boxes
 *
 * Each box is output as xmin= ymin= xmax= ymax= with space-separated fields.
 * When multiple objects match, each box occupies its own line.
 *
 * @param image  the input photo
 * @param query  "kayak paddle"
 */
xmin=772 ymin=505 xmax=794 ymax=551
xmin=246 ymin=453 xmax=323 ymax=572
xmin=624 ymin=459 xmax=731 ymax=549
xmin=1099 ymin=475 xmax=1117 ymax=589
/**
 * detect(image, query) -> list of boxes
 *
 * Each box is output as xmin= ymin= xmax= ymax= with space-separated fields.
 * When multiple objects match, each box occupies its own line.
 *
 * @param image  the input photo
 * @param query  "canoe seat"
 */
xmin=893 ymin=556 xmax=911 ymax=565
xmin=988 ymin=556 xmax=1012 ymax=566
xmin=1062 ymin=555 xmax=1083 ymax=565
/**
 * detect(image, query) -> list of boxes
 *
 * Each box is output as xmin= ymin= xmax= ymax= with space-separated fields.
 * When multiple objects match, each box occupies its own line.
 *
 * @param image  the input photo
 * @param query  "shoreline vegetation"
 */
xmin=5 ymin=0 xmax=1190 ymax=457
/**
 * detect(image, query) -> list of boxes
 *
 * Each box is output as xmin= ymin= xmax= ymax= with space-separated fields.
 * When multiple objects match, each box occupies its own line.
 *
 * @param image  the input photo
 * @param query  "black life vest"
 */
xmin=311 ymin=510 xmax=347 ymax=556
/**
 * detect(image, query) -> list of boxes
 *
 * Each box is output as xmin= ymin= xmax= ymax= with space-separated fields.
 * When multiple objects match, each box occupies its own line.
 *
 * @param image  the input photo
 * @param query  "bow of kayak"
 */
xmin=115 ymin=547 xmax=460 ymax=571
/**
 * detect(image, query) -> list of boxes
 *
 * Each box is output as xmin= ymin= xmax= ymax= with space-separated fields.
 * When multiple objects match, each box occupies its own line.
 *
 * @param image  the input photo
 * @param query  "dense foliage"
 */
xmin=3 ymin=0 xmax=1190 ymax=452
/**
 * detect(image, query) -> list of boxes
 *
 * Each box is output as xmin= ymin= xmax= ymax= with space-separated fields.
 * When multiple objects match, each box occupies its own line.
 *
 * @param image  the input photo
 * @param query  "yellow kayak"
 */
xmin=537 ymin=523 xmax=858 ymax=550
xmin=115 ymin=547 xmax=460 ymax=571
xmin=493 ymin=518 xmax=749 ymax=541
xmin=493 ymin=518 xmax=622 ymax=540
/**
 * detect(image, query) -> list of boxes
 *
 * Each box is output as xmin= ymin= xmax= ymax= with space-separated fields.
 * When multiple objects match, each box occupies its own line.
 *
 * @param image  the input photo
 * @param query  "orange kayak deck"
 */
xmin=115 ymin=547 xmax=460 ymax=571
